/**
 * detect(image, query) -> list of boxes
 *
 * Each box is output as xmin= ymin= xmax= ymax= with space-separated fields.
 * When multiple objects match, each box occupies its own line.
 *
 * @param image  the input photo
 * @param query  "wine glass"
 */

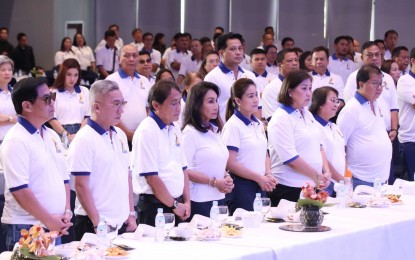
xmin=261 ymin=198 xmax=271 ymax=222
xmin=217 ymin=206 xmax=229 ymax=225
xmin=106 ymin=224 xmax=119 ymax=247
xmin=163 ymin=213 xmax=175 ymax=237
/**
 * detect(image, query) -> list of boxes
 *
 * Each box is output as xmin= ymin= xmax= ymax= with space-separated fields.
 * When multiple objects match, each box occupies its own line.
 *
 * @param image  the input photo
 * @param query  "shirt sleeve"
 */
xmin=67 ymin=134 xmax=93 ymax=175
xmin=81 ymin=87 xmax=91 ymax=117
xmin=343 ymin=72 xmax=356 ymax=102
xmin=132 ymin=125 xmax=160 ymax=176
xmin=337 ymin=105 xmax=358 ymax=145
xmin=181 ymin=127 xmax=197 ymax=168
xmin=152 ymin=50 xmax=161 ymax=65
xmin=1 ymin=138 xmax=30 ymax=191
xmin=221 ymin=119 xmax=241 ymax=152
xmin=397 ymin=76 xmax=415 ymax=105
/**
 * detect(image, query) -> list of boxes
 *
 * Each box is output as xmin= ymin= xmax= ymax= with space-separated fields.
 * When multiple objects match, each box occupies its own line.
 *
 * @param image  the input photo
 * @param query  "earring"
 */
xmin=289 ymin=93 xmax=292 ymax=97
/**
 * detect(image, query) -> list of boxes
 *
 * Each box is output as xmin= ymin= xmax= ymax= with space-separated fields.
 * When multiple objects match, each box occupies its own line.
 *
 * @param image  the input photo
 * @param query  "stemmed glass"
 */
xmin=261 ymin=198 xmax=271 ymax=222
xmin=217 ymin=206 xmax=229 ymax=225
xmin=106 ymin=224 xmax=119 ymax=247
xmin=163 ymin=213 xmax=175 ymax=237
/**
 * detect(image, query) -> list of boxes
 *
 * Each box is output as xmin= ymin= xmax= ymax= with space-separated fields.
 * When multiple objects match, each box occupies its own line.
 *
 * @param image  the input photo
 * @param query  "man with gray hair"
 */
xmin=68 ymin=80 xmax=137 ymax=241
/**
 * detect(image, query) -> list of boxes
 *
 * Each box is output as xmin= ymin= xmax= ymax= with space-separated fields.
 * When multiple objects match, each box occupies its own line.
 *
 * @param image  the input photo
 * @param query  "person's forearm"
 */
xmin=182 ymin=170 xmax=190 ymax=204
xmin=128 ymin=171 xmax=135 ymax=212
xmin=146 ymin=175 xmax=175 ymax=207
xmin=74 ymin=177 xmax=99 ymax=226
xmin=90 ymin=62 xmax=96 ymax=72
xmin=328 ymin=161 xmax=343 ymax=182
xmin=49 ymin=119 xmax=65 ymax=135
xmin=227 ymin=158 xmax=262 ymax=182
xmin=116 ymin=121 xmax=134 ymax=141
xmin=187 ymin=169 xmax=210 ymax=185
xmin=287 ymin=157 xmax=320 ymax=180
xmin=65 ymin=183 xmax=71 ymax=211
xmin=176 ymin=75 xmax=184 ymax=86
xmin=391 ymin=111 xmax=398 ymax=130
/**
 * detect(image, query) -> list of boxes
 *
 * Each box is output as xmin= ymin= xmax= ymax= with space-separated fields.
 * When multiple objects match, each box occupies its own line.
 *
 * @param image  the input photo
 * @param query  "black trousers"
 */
xmin=137 ymin=194 xmax=184 ymax=227
xmin=74 ymin=215 xmax=128 ymax=241
xmin=268 ymin=183 xmax=302 ymax=207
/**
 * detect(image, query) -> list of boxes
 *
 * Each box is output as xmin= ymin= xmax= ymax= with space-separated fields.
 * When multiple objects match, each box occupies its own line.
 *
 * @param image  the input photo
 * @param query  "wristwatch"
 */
xmin=129 ymin=211 xmax=137 ymax=219
xmin=169 ymin=199 xmax=179 ymax=210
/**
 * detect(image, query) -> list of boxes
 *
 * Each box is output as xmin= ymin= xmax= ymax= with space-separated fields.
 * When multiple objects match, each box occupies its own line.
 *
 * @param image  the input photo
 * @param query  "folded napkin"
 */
xmin=136 ymin=224 xmax=155 ymax=237
xmin=233 ymin=208 xmax=249 ymax=220
xmin=189 ymin=214 xmax=212 ymax=228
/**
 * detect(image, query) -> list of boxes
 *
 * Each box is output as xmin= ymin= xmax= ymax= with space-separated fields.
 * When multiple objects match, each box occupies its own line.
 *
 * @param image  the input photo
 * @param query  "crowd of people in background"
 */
xmin=1 ymin=23 xmax=414 ymax=252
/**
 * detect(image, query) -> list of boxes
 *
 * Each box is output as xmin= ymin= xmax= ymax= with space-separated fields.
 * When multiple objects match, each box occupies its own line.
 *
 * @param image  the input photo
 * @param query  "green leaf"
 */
xmin=297 ymin=198 xmax=324 ymax=208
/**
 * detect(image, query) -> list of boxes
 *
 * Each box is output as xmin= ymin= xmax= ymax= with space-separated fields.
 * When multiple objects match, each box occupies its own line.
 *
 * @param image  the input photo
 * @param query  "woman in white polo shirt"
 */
xmin=267 ymin=70 xmax=331 ymax=206
xmin=222 ymin=78 xmax=277 ymax=215
xmin=132 ymin=80 xmax=190 ymax=226
xmin=309 ymin=86 xmax=346 ymax=196
xmin=49 ymin=58 xmax=90 ymax=146
xmin=0 ymin=55 xmax=17 ymax=144
xmin=182 ymin=81 xmax=233 ymax=219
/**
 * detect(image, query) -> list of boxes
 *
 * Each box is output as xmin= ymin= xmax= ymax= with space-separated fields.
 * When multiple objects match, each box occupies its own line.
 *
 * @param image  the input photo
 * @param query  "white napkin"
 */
xmin=393 ymin=179 xmax=415 ymax=195
xmin=189 ymin=214 xmax=212 ymax=228
xmin=354 ymin=185 xmax=374 ymax=195
xmin=136 ymin=224 xmax=155 ymax=237
xmin=232 ymin=208 xmax=249 ymax=220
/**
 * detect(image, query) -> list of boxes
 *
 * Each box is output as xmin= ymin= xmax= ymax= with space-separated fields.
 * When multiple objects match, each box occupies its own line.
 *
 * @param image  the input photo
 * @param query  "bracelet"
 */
xmin=390 ymin=129 xmax=397 ymax=132
xmin=8 ymin=116 xmax=13 ymax=123
xmin=208 ymin=178 xmax=212 ymax=186
xmin=212 ymin=177 xmax=217 ymax=188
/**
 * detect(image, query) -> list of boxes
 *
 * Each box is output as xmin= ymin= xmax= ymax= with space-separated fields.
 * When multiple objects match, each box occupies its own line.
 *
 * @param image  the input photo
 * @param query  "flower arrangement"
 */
xmin=16 ymin=224 xmax=59 ymax=258
xmin=297 ymin=182 xmax=330 ymax=209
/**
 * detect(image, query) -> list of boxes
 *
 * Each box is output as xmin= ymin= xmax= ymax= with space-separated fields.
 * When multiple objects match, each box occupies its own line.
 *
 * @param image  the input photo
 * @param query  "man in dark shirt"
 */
xmin=0 ymin=27 xmax=14 ymax=57
xmin=11 ymin=32 xmax=36 ymax=74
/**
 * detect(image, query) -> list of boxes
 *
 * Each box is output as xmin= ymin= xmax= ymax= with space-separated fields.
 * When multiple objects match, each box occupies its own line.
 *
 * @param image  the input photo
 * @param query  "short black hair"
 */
xmin=142 ymin=32 xmax=153 ymax=39
xmin=264 ymin=26 xmax=274 ymax=33
xmin=277 ymin=48 xmax=297 ymax=64
xmin=384 ymin=30 xmax=398 ymax=39
xmin=312 ymin=46 xmax=329 ymax=59
xmin=334 ymin=36 xmax=349 ymax=45
xmin=249 ymin=48 xmax=266 ymax=58
xmin=104 ymin=29 xmax=116 ymax=39
xmin=0 ymin=27 xmax=9 ymax=33
xmin=138 ymin=50 xmax=151 ymax=58
xmin=12 ymin=77 xmax=48 ymax=115
xmin=216 ymin=32 xmax=244 ymax=51
xmin=17 ymin=32 xmax=26 ymax=41
xmin=410 ymin=48 xmax=415 ymax=60
xmin=356 ymin=64 xmax=382 ymax=88
xmin=361 ymin=41 xmax=379 ymax=54
xmin=215 ymin=26 xmax=225 ymax=33
xmin=148 ymin=80 xmax=181 ymax=111
xmin=199 ymin=37 xmax=211 ymax=46
xmin=174 ymin=32 xmax=186 ymax=41
xmin=108 ymin=24 xmax=119 ymax=30
xmin=392 ymin=46 xmax=409 ymax=59
xmin=282 ymin=37 xmax=294 ymax=47
xmin=264 ymin=45 xmax=277 ymax=54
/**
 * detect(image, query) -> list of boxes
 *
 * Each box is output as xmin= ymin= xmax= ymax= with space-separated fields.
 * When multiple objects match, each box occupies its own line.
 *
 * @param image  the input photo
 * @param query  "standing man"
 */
xmin=136 ymin=50 xmax=156 ymax=86
xmin=1 ymin=77 xmax=72 ymax=250
xmin=0 ymin=28 xmax=13 ymax=56
xmin=281 ymin=37 xmax=295 ymax=49
xmin=106 ymin=44 xmax=151 ymax=150
xmin=392 ymin=46 xmax=410 ymax=76
xmin=250 ymin=48 xmax=276 ymax=95
xmin=95 ymin=24 xmax=124 ymax=52
xmin=68 ymin=80 xmax=136 ymax=240
xmin=384 ymin=30 xmax=398 ymax=60
xmin=11 ymin=33 xmax=36 ymax=74
xmin=338 ymin=65 xmax=392 ymax=188
xmin=168 ymin=33 xmax=192 ymax=80
xmin=176 ymin=39 xmax=203 ymax=86
xmin=328 ymin=36 xmax=356 ymax=84
xmin=262 ymin=48 xmax=299 ymax=120
xmin=141 ymin=32 xmax=161 ymax=74
xmin=96 ymin=30 xmax=119 ymax=79
xmin=396 ymin=48 xmax=415 ymax=181
xmin=130 ymin=28 xmax=144 ymax=51
xmin=205 ymin=32 xmax=259 ymax=123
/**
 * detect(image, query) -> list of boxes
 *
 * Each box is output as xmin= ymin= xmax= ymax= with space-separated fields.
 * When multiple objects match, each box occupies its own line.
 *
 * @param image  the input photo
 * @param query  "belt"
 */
xmin=139 ymin=194 xmax=183 ymax=205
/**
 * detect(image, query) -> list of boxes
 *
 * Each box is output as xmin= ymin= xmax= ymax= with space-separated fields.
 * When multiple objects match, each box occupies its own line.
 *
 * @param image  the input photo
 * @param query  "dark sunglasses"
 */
xmin=138 ymin=58 xmax=152 ymax=64
xmin=29 ymin=92 xmax=56 ymax=105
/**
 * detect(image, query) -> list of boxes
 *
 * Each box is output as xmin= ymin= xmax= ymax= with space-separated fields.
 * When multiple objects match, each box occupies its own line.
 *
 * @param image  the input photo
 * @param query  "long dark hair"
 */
xmin=60 ymin=37 xmax=74 ymax=53
xmin=309 ymin=86 xmax=339 ymax=115
xmin=182 ymin=81 xmax=222 ymax=132
xmin=54 ymin=58 xmax=81 ymax=90
xmin=225 ymin=78 xmax=256 ymax=121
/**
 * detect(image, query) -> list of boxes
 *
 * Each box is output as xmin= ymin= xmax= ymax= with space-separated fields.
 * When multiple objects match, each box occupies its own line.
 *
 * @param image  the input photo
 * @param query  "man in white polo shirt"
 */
xmin=141 ymin=32 xmax=161 ymax=75
xmin=384 ymin=30 xmax=398 ymax=60
xmin=328 ymin=36 xmax=356 ymax=84
xmin=136 ymin=50 xmax=156 ymax=86
xmin=250 ymin=48 xmax=276 ymax=95
xmin=68 ymin=80 xmax=136 ymax=240
xmin=338 ymin=65 xmax=392 ymax=188
xmin=168 ymin=33 xmax=192 ymax=80
xmin=96 ymin=29 xmax=120 ymax=80
xmin=311 ymin=46 xmax=345 ymax=106
xmin=397 ymin=48 xmax=415 ymax=181
xmin=392 ymin=46 xmax=410 ymax=76
xmin=205 ymin=32 xmax=260 ymax=123
xmin=176 ymin=39 xmax=202 ymax=86
xmin=106 ymin=44 xmax=151 ymax=150
xmin=0 ymin=77 xmax=72 ymax=250
xmin=262 ymin=48 xmax=299 ymax=120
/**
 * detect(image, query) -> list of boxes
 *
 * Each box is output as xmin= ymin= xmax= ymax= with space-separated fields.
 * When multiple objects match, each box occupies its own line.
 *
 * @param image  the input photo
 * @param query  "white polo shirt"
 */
xmin=72 ymin=45 xmax=95 ymax=71
xmin=130 ymin=41 xmax=144 ymax=52
xmin=328 ymin=53 xmax=356 ymax=84
xmin=267 ymin=105 xmax=323 ymax=187
xmin=168 ymin=49 xmax=192 ymax=79
xmin=95 ymin=38 xmax=124 ymax=52
xmin=253 ymin=70 xmax=277 ymax=94
xmin=96 ymin=45 xmax=119 ymax=72
xmin=240 ymin=54 xmax=252 ymax=71
xmin=205 ymin=62 xmax=260 ymax=123
xmin=178 ymin=55 xmax=202 ymax=77
xmin=131 ymin=111 xmax=187 ymax=198
xmin=344 ymin=70 xmax=398 ymax=130
xmin=106 ymin=69 xmax=151 ymax=132
xmin=313 ymin=114 xmax=346 ymax=176
xmin=177 ymin=96 xmax=187 ymax=130
xmin=266 ymin=62 xmax=279 ymax=75
xmin=337 ymin=92 xmax=392 ymax=183
xmin=1 ymin=117 xmax=68 ymax=225
xmin=0 ymin=85 xmax=15 ymax=140
xmin=397 ymin=71 xmax=415 ymax=143
xmin=222 ymin=109 xmax=267 ymax=176
xmin=54 ymin=50 xmax=78 ymax=66
xmin=52 ymin=85 xmax=90 ymax=125
xmin=182 ymin=124 xmax=228 ymax=202
xmin=310 ymin=70 xmax=345 ymax=100
xmin=384 ymin=49 xmax=392 ymax=61
xmin=68 ymin=119 xmax=130 ymax=227
xmin=261 ymin=74 xmax=284 ymax=120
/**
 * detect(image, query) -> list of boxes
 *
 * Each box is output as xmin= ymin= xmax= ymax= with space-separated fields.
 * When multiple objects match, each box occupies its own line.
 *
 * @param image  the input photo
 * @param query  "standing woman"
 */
xmin=199 ymin=51 xmax=220 ymax=79
xmin=267 ymin=70 xmax=331 ymax=206
xmin=0 ymin=55 xmax=17 ymax=144
xmin=55 ymin=37 xmax=77 ymax=71
xmin=381 ymin=60 xmax=401 ymax=86
xmin=182 ymin=82 xmax=233 ymax=219
xmin=222 ymin=78 xmax=277 ymax=214
xmin=309 ymin=87 xmax=346 ymax=195
xmin=132 ymin=80 xmax=190 ymax=226
xmin=72 ymin=33 xmax=97 ymax=85
xmin=177 ymin=72 xmax=203 ymax=128
xmin=49 ymin=58 xmax=90 ymax=144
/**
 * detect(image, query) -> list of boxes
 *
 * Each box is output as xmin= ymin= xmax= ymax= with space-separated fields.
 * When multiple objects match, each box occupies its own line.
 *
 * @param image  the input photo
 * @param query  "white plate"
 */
xmin=200 ymin=236 xmax=221 ymax=241
xmin=223 ymin=235 xmax=242 ymax=239
xmin=368 ymin=203 xmax=389 ymax=208
xmin=105 ymin=255 xmax=130 ymax=259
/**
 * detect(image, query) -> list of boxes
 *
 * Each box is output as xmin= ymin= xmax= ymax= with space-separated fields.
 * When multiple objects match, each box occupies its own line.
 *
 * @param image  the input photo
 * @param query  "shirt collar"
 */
xmin=313 ymin=114 xmax=329 ymax=126
xmin=354 ymin=91 xmax=368 ymax=105
xmin=311 ymin=69 xmax=330 ymax=76
xmin=176 ymin=48 xmax=188 ymax=54
xmin=87 ymin=118 xmax=116 ymax=135
xmin=267 ymin=61 xmax=278 ymax=67
xmin=280 ymin=104 xmax=296 ymax=114
xmin=0 ymin=84 xmax=12 ymax=93
xmin=409 ymin=70 xmax=415 ymax=79
xmin=234 ymin=109 xmax=259 ymax=125
xmin=105 ymin=44 xmax=117 ymax=50
xmin=18 ymin=116 xmax=46 ymax=134
xmin=218 ymin=61 xmax=244 ymax=74
xmin=278 ymin=74 xmax=285 ymax=81
xmin=141 ymin=47 xmax=153 ymax=54
xmin=58 ymin=85 xmax=81 ymax=93
xmin=118 ymin=68 xmax=139 ymax=79
xmin=149 ymin=110 xmax=174 ymax=129
xmin=253 ymin=70 xmax=268 ymax=77
xmin=182 ymin=93 xmax=187 ymax=102
xmin=331 ymin=53 xmax=349 ymax=61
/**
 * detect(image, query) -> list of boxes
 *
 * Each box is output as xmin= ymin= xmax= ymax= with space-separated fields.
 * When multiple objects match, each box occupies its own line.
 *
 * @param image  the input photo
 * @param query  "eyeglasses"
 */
xmin=96 ymin=100 xmax=127 ymax=109
xmin=29 ymin=92 xmax=56 ymax=105
xmin=329 ymin=97 xmax=340 ymax=104
xmin=365 ymin=81 xmax=386 ymax=89
xmin=138 ymin=58 xmax=152 ymax=64
xmin=364 ymin=52 xmax=381 ymax=59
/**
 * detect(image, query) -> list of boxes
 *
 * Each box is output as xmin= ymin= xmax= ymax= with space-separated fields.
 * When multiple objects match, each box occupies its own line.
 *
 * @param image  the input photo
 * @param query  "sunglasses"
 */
xmin=29 ymin=92 xmax=56 ymax=105
xmin=138 ymin=58 xmax=152 ymax=64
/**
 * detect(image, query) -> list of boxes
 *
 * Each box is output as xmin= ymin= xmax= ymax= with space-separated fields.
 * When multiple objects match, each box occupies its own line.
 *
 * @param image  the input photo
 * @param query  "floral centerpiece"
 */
xmin=11 ymin=224 xmax=60 ymax=259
